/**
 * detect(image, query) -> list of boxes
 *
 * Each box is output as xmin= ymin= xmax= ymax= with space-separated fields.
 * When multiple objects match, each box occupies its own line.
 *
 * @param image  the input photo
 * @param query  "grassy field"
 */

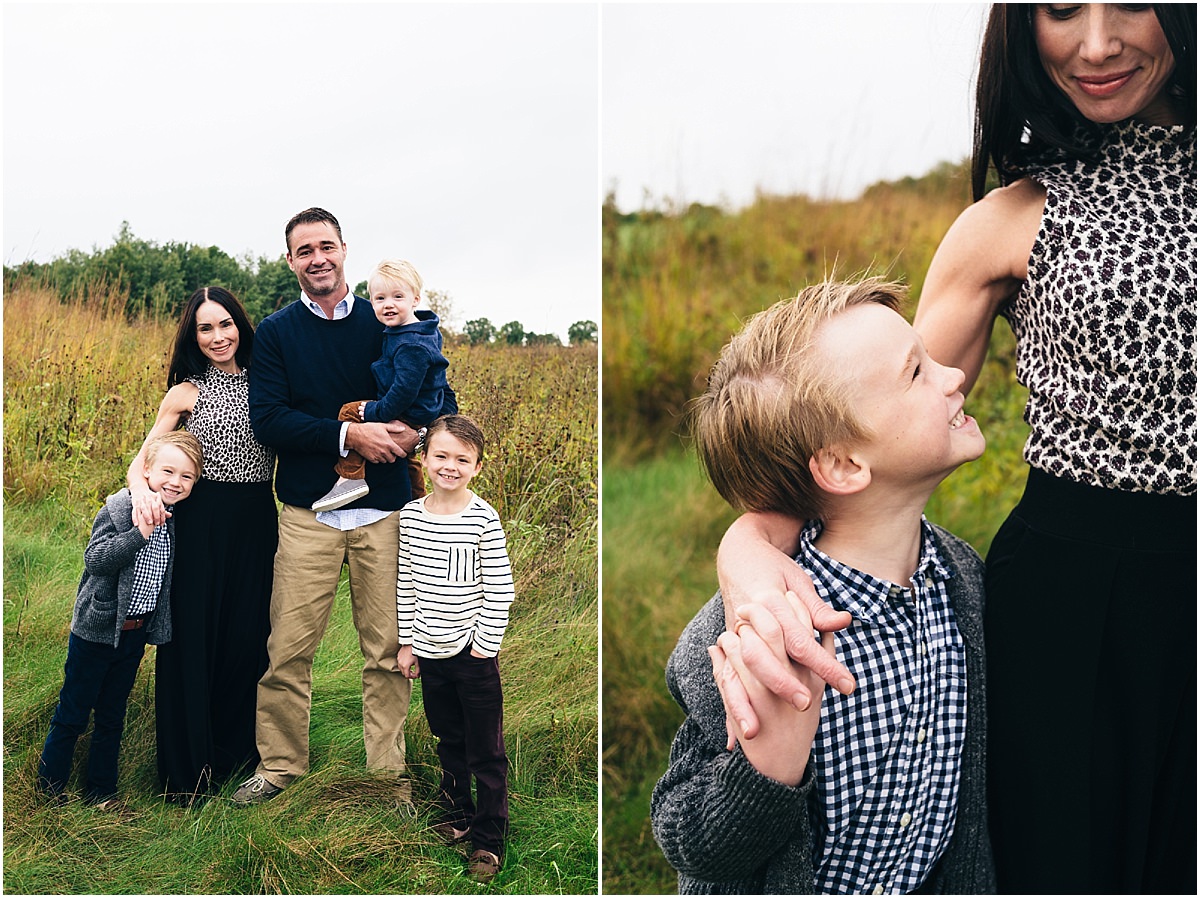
xmin=601 ymin=169 xmax=1030 ymax=894
xmin=3 ymin=282 xmax=598 ymax=895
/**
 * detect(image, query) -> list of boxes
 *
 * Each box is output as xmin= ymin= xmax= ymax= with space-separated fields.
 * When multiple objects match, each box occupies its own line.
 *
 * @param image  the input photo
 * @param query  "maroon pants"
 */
xmin=420 ymin=646 xmax=509 ymax=855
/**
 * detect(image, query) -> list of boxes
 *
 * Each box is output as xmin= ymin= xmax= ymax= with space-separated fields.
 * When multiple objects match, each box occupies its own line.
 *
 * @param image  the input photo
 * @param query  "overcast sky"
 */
xmin=3 ymin=3 xmax=600 ymax=339
xmin=603 ymin=3 xmax=989 ymax=211
xmin=5 ymin=3 xmax=992 ymax=338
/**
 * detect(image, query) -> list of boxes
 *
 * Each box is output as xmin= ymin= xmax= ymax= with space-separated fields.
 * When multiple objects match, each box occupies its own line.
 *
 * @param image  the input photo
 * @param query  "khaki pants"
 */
xmin=254 ymin=504 xmax=410 ymax=787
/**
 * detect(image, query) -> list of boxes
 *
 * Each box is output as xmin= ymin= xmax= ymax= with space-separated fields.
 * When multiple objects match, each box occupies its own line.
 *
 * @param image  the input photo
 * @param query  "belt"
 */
xmin=121 ymin=617 xmax=149 ymax=631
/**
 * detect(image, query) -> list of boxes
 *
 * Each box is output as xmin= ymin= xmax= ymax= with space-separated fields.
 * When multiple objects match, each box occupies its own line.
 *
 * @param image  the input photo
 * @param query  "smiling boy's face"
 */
xmin=369 ymin=278 xmax=420 ymax=328
xmin=816 ymin=303 xmax=985 ymax=487
xmin=422 ymin=431 xmax=483 ymax=497
xmin=144 ymin=444 xmax=199 ymax=505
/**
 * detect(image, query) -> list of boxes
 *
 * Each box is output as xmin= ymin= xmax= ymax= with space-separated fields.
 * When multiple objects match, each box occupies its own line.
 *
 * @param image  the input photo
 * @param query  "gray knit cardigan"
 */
xmin=70 ymin=490 xmax=174 ymax=648
xmin=651 ymin=525 xmax=996 ymax=894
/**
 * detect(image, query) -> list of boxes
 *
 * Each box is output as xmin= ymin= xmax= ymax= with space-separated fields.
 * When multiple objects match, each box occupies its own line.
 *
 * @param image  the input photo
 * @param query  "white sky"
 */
xmin=602 ymin=3 xmax=989 ymax=210
xmin=5 ymin=3 xmax=991 ymax=338
xmin=3 ymin=2 xmax=600 ymax=340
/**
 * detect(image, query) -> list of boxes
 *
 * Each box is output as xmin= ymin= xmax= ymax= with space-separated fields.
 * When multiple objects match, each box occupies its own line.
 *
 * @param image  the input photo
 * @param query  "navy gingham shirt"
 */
xmin=126 ymin=512 xmax=172 ymax=618
xmin=800 ymin=518 xmax=968 ymax=894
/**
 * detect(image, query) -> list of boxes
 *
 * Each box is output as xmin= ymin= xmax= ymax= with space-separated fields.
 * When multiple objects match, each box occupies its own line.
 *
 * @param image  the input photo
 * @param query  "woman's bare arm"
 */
xmin=127 ymin=382 xmax=197 ymax=527
xmin=914 ymin=177 xmax=1045 ymax=393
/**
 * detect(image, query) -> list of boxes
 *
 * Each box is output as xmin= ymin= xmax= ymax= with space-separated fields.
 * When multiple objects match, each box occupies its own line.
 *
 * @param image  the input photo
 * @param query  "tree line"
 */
xmin=4 ymin=222 xmax=597 ymax=347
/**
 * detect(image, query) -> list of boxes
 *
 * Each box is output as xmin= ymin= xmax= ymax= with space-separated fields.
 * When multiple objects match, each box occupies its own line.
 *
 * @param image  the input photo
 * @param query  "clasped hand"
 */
xmin=711 ymin=591 xmax=837 ymax=786
xmin=347 ymin=420 xmax=419 ymax=463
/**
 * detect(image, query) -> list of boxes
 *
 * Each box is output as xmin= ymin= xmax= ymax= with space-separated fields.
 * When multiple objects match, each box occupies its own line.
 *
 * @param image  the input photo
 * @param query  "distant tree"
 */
xmin=526 ymin=332 xmax=563 ymax=347
xmin=499 ymin=320 xmax=526 ymax=346
xmin=424 ymin=288 xmax=459 ymax=334
xmin=568 ymin=320 xmax=597 ymax=344
xmin=242 ymin=256 xmax=298 ymax=323
xmin=465 ymin=317 xmax=496 ymax=345
xmin=354 ymin=279 xmax=369 ymax=298
xmin=96 ymin=222 xmax=185 ymax=316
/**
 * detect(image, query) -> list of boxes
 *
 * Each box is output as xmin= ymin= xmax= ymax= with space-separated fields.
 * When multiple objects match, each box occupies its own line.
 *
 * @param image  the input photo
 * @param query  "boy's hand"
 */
xmin=710 ymin=606 xmax=835 ymax=787
xmin=396 ymin=645 xmax=420 ymax=679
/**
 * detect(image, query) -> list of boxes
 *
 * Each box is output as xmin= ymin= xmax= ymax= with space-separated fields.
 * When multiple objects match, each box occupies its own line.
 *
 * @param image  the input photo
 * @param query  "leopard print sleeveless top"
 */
xmin=185 ymin=365 xmax=275 ymax=483
xmin=1004 ymin=121 xmax=1197 ymax=496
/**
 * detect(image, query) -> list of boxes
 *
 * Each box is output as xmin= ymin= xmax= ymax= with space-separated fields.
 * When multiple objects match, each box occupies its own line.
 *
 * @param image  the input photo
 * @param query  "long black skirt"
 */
xmin=984 ymin=467 xmax=1196 ymax=894
xmin=156 ymin=478 xmax=277 ymax=800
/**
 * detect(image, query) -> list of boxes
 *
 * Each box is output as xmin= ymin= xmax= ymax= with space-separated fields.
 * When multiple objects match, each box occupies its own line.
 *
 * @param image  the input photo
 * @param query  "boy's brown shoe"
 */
xmin=467 ymin=849 xmax=501 ymax=884
xmin=432 ymin=821 xmax=471 ymax=844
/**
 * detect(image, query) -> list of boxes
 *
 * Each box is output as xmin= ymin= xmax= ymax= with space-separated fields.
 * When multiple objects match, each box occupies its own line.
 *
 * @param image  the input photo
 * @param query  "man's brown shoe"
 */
xmin=231 ymin=773 xmax=283 ymax=806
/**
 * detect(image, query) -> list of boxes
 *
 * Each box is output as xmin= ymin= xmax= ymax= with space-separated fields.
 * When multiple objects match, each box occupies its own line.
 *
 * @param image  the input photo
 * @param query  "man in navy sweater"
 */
xmin=237 ymin=208 xmax=427 ymax=807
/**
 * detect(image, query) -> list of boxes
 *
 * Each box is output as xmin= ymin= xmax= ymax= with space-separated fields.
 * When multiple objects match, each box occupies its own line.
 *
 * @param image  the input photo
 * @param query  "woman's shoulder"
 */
xmin=968 ymin=178 xmax=1046 ymax=228
xmin=933 ymin=178 xmax=1047 ymax=287
xmin=162 ymin=380 xmax=200 ymax=413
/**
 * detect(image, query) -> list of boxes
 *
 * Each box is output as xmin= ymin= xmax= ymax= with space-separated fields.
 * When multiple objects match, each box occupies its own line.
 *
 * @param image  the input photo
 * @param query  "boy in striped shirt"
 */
xmin=395 ymin=414 xmax=515 ymax=884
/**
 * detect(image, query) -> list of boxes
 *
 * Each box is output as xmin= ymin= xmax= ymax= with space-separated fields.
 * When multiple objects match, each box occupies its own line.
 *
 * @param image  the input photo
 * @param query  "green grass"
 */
xmin=4 ymin=496 xmax=597 ymax=895
xmin=600 ymin=450 xmax=732 ymax=895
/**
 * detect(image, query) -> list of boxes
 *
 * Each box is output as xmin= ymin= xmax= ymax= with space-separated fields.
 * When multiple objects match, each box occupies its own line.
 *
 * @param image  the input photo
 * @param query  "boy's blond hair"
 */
xmin=146 ymin=430 xmax=204 ymax=479
xmin=685 ymin=277 xmax=906 ymax=520
xmin=368 ymin=259 xmax=423 ymax=299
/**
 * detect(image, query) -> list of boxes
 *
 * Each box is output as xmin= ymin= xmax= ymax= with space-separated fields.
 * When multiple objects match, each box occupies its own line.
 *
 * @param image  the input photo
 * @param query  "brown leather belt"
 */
xmin=121 ymin=617 xmax=148 ymax=631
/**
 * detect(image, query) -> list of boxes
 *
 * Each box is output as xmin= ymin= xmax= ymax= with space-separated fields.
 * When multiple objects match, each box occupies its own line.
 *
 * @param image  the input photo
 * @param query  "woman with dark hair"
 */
xmin=127 ymin=286 xmax=277 ymax=805
xmin=714 ymin=5 xmax=1195 ymax=893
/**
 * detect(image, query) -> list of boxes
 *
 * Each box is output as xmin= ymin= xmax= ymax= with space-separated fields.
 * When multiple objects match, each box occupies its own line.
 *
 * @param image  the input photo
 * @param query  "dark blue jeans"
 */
xmin=421 ymin=647 xmax=509 ymax=855
xmin=38 ymin=629 xmax=148 ymax=802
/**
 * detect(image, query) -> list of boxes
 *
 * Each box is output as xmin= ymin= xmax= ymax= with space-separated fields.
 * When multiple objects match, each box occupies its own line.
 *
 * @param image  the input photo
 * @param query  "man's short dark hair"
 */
xmin=284 ymin=208 xmax=343 ymax=254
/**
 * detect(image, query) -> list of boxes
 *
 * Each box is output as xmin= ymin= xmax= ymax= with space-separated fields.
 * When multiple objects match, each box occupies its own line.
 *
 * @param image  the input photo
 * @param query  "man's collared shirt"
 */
xmin=800 ymin=518 xmax=968 ymax=895
xmin=299 ymin=290 xmax=391 ymax=531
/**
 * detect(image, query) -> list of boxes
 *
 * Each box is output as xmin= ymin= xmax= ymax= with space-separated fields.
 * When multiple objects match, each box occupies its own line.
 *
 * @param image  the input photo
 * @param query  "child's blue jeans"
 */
xmin=38 ymin=628 xmax=148 ymax=802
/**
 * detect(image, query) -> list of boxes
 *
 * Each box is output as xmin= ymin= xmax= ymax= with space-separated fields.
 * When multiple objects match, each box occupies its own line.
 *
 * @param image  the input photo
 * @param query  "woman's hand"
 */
xmin=709 ymin=596 xmax=836 ymax=786
xmin=130 ymin=487 xmax=169 ymax=530
xmin=716 ymin=514 xmax=855 ymax=738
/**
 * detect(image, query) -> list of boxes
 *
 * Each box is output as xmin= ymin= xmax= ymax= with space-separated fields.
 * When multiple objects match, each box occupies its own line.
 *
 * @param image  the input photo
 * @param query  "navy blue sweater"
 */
xmin=249 ymin=297 xmax=411 ymax=510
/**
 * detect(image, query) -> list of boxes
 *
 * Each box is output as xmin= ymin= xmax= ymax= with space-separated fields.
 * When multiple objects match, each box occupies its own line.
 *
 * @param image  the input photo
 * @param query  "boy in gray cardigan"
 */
xmin=652 ymin=280 xmax=996 ymax=893
xmin=38 ymin=431 xmax=203 ymax=807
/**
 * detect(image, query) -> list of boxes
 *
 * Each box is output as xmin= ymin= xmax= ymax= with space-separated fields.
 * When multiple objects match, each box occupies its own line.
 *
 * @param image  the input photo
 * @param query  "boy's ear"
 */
xmin=809 ymin=445 xmax=872 ymax=496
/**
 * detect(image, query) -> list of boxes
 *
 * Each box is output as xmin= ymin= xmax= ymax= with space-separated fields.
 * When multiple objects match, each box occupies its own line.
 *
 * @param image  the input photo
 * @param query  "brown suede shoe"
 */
xmin=432 ymin=820 xmax=471 ymax=844
xmin=467 ymin=849 xmax=501 ymax=884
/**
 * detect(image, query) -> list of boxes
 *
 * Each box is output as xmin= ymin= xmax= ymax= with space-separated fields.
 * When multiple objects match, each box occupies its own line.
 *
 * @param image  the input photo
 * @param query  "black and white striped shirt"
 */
xmin=396 ymin=493 xmax=514 ymax=658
